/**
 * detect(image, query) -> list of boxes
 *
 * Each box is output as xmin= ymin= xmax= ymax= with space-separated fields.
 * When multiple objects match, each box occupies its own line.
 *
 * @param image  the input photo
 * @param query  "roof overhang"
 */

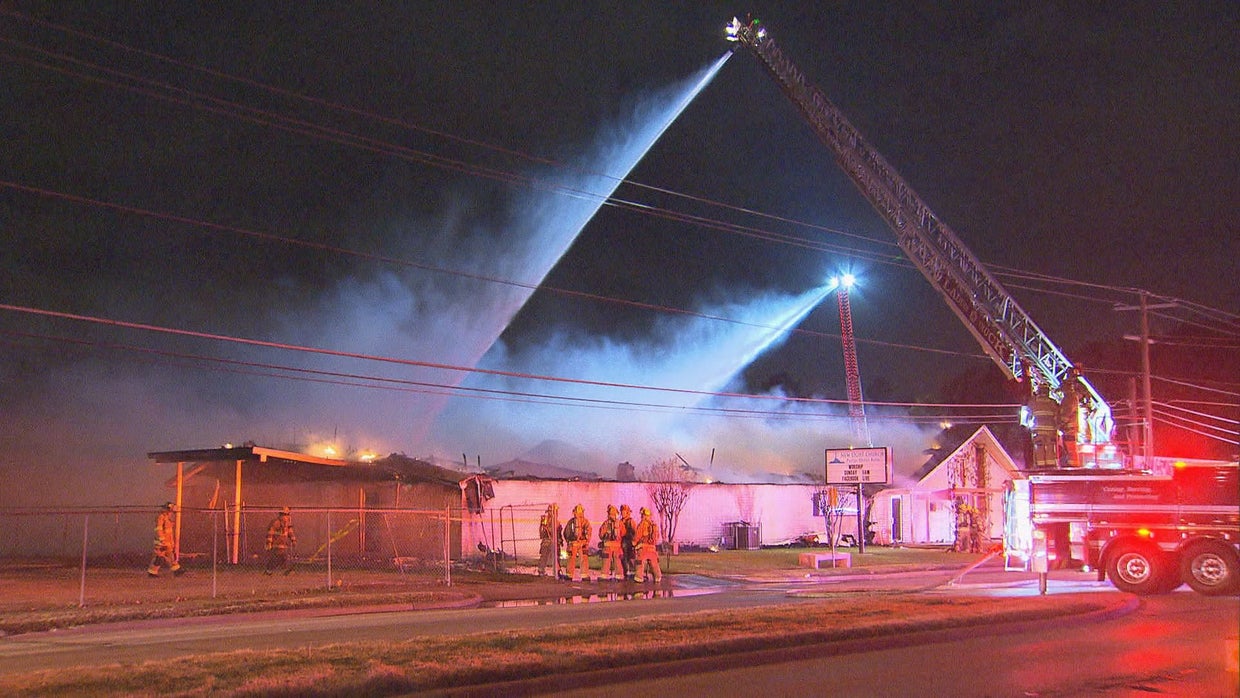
xmin=147 ymin=445 xmax=352 ymax=468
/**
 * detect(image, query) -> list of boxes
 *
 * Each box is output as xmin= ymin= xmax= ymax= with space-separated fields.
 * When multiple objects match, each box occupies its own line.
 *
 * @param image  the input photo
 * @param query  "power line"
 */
xmin=3 ymin=11 xmax=1235 ymax=332
xmin=1151 ymin=409 xmax=1239 ymax=445
xmin=3 ymin=7 xmax=1236 ymax=422
xmin=0 ymin=180 xmax=989 ymax=365
xmin=1152 ymin=400 xmax=1238 ymax=427
xmin=0 ymin=306 xmax=1021 ymax=414
xmin=0 ymin=325 xmax=1017 ymax=424
xmin=1152 ymin=375 xmax=1240 ymax=399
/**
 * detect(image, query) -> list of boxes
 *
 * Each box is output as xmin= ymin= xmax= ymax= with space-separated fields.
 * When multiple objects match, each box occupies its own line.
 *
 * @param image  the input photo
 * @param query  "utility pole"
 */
xmin=1116 ymin=291 xmax=1176 ymax=467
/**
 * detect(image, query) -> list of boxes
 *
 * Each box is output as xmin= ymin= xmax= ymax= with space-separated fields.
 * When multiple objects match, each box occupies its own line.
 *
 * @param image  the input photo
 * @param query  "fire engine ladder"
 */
xmin=725 ymin=17 xmax=1112 ymax=445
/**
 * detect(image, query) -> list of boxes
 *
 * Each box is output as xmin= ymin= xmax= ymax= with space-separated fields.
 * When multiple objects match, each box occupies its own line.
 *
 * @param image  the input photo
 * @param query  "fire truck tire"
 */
xmin=1180 ymin=541 xmax=1240 ymax=596
xmin=1106 ymin=542 xmax=1172 ymax=595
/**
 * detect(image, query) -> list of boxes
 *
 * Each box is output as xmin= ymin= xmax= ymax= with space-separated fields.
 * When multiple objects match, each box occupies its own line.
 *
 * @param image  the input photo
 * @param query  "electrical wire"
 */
xmin=0 ymin=325 xmax=1018 ymax=424
xmin=1 ymin=12 xmax=1234 ymax=333
xmin=1 ymin=9 xmax=1235 ymax=449
xmin=0 ymin=307 xmax=1021 ymax=414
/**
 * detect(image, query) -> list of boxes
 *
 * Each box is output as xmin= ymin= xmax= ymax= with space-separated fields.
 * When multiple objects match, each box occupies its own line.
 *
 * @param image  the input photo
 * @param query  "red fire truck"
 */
xmin=722 ymin=17 xmax=1237 ymax=597
xmin=1007 ymin=461 xmax=1239 ymax=595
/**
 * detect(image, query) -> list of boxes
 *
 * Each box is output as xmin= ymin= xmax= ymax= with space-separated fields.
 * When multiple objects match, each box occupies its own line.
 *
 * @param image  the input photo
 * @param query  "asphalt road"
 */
xmin=0 ymin=575 xmax=795 ymax=674
xmin=541 ymin=590 xmax=1240 ymax=698
xmin=0 ymin=566 xmax=1097 ymax=675
xmin=2 ymin=564 xmax=1234 ymax=698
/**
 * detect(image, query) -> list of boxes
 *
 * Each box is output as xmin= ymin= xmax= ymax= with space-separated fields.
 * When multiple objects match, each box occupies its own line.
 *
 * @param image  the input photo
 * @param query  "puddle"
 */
xmin=481 ymin=586 xmax=721 ymax=608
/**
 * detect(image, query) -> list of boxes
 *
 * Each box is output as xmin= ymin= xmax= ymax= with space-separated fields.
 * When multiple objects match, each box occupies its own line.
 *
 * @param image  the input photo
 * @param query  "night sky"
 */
xmin=2 ymin=3 xmax=1236 ymax=505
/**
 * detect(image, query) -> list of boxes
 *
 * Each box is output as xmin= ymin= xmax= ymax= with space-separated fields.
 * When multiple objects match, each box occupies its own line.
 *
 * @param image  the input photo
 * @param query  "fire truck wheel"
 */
xmin=1180 ymin=541 xmax=1240 ymax=596
xmin=1107 ymin=542 xmax=1172 ymax=595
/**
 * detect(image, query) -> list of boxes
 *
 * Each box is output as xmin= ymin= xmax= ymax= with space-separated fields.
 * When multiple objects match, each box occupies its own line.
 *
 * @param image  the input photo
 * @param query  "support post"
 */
xmin=78 ymin=513 xmax=89 ymax=608
xmin=856 ymin=484 xmax=865 ymax=554
xmin=231 ymin=459 xmax=242 ymax=564
xmin=174 ymin=461 xmax=184 ymax=561
xmin=444 ymin=504 xmax=452 ymax=587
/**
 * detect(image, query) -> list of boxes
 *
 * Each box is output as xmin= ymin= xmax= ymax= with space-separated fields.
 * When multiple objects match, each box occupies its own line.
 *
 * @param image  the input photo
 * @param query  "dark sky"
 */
xmin=1 ymin=2 xmax=1236 ymax=504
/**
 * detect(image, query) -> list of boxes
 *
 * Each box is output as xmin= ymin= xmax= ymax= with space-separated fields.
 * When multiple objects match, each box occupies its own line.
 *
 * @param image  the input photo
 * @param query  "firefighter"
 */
xmin=618 ymin=503 xmax=637 ymax=580
xmin=969 ymin=502 xmax=988 ymax=553
xmin=1028 ymin=381 xmax=1060 ymax=469
xmin=537 ymin=505 xmax=557 ymax=577
xmin=147 ymin=502 xmax=184 ymax=577
xmin=264 ymin=507 xmax=297 ymax=575
xmin=634 ymin=506 xmax=662 ymax=583
xmin=954 ymin=502 xmax=975 ymax=553
xmin=598 ymin=504 xmax=624 ymax=580
xmin=563 ymin=504 xmax=592 ymax=582
xmin=1058 ymin=368 xmax=1084 ymax=467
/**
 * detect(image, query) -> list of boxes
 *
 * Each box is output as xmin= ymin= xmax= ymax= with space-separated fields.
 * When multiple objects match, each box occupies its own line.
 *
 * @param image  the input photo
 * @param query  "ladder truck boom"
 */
xmin=725 ymin=16 xmax=1115 ymax=461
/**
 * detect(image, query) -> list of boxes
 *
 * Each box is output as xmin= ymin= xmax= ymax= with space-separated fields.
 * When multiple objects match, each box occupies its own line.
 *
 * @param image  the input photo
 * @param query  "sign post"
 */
xmin=826 ymin=447 xmax=891 ymax=554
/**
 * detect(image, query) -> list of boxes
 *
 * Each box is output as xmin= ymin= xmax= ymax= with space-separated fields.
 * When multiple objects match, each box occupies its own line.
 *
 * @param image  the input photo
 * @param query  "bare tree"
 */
xmin=814 ymin=486 xmax=855 ymax=548
xmin=641 ymin=457 xmax=693 ymax=566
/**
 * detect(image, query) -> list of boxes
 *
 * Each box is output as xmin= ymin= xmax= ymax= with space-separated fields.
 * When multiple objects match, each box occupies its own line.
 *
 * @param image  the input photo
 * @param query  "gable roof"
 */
xmin=910 ymin=425 xmax=1023 ymax=487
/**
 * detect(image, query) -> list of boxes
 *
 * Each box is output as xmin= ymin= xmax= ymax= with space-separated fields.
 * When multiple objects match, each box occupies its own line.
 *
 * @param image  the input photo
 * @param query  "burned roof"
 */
xmin=147 ymin=445 xmax=470 ymax=488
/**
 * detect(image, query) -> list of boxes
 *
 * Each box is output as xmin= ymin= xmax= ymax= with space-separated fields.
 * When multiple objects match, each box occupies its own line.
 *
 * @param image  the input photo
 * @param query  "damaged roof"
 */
xmin=147 ymin=445 xmax=474 ymax=488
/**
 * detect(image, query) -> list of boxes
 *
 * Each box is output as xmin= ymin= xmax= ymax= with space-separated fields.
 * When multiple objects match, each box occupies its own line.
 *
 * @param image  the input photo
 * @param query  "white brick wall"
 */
xmin=461 ymin=480 xmax=852 ymax=558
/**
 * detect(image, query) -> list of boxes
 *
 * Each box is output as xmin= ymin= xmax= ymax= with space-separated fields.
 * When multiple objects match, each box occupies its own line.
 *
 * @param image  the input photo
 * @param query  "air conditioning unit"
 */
xmin=724 ymin=522 xmax=761 ymax=550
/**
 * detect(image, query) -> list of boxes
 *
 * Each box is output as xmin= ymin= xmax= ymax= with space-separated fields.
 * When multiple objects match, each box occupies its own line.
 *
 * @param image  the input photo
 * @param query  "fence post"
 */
xmin=444 ymin=505 xmax=451 ymax=587
xmin=212 ymin=510 xmax=219 ymax=599
xmin=78 ymin=513 xmax=89 ymax=608
xmin=326 ymin=509 xmax=333 ymax=590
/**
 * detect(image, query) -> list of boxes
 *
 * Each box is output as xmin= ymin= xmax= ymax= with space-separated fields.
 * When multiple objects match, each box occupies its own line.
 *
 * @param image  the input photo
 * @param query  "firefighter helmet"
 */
xmin=620 ymin=504 xmax=631 ymax=515
xmin=162 ymin=501 xmax=176 ymax=511
xmin=640 ymin=507 xmax=651 ymax=517
xmin=280 ymin=506 xmax=291 ymax=516
xmin=607 ymin=504 xmax=618 ymax=515
xmin=573 ymin=504 xmax=585 ymax=515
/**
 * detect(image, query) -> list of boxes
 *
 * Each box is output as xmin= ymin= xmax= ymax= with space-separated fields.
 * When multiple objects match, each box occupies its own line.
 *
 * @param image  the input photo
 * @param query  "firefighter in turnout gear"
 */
xmin=147 ymin=502 xmax=184 ymax=577
xmin=264 ymin=507 xmax=297 ymax=575
xmin=537 ymin=505 xmax=557 ymax=576
xmin=1026 ymin=379 xmax=1060 ymax=470
xmin=955 ymin=502 xmax=978 ymax=553
xmin=1058 ymin=368 xmax=1084 ymax=468
xmin=634 ymin=506 xmax=662 ymax=583
xmin=563 ymin=504 xmax=592 ymax=582
xmin=598 ymin=504 xmax=624 ymax=580
xmin=619 ymin=503 xmax=637 ymax=579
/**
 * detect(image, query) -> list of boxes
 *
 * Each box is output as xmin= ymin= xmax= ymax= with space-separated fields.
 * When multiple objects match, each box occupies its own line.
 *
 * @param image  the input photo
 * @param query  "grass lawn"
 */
xmin=0 ymin=546 xmax=980 ymax=636
xmin=0 ymin=592 xmax=1111 ymax=697
xmin=659 ymin=545 xmax=968 ymax=576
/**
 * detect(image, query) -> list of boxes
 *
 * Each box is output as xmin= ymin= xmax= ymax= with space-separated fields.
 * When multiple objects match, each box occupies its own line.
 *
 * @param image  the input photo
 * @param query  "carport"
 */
xmin=148 ymin=445 xmax=353 ymax=563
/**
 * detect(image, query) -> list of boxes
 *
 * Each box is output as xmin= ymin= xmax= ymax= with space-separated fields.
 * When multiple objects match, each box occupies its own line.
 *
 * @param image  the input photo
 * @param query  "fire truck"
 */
xmin=1006 ymin=463 xmax=1240 ymax=595
xmin=1007 ymin=461 xmax=1240 ymax=595
xmin=724 ymin=16 xmax=1239 ymax=595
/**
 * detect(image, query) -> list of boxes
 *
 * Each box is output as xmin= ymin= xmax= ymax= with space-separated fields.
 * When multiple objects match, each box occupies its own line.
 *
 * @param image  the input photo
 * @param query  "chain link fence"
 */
xmin=0 ymin=506 xmax=465 ymax=610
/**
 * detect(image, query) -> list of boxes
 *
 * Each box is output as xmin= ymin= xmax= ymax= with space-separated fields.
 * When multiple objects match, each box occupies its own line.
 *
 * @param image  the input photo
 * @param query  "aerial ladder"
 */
xmin=725 ymin=16 xmax=1117 ymax=467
